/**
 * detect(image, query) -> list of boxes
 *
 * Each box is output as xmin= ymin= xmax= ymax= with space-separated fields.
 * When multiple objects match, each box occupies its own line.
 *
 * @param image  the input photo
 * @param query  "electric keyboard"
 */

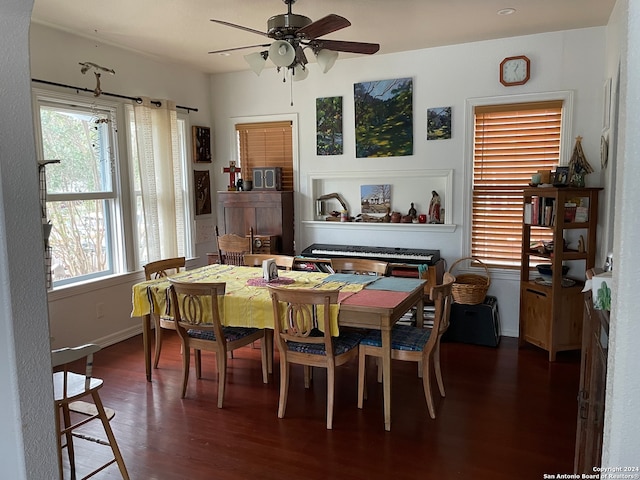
xmin=300 ymin=243 xmax=440 ymax=266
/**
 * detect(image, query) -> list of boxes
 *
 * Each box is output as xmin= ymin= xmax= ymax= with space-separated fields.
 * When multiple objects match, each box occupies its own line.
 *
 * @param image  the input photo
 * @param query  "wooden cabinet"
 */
xmin=217 ymin=191 xmax=294 ymax=255
xmin=519 ymin=187 xmax=601 ymax=361
xmin=574 ymin=286 xmax=609 ymax=473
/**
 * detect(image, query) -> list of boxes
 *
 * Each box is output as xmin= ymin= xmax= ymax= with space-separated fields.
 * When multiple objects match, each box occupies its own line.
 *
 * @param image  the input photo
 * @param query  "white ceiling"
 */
xmin=31 ymin=0 xmax=616 ymax=75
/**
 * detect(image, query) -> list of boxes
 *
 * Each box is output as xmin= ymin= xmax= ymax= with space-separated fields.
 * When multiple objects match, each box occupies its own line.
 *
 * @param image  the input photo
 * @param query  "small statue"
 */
xmin=408 ymin=202 xmax=417 ymax=221
xmin=382 ymin=207 xmax=391 ymax=223
xmin=236 ymin=178 xmax=244 ymax=191
xmin=429 ymin=190 xmax=442 ymax=224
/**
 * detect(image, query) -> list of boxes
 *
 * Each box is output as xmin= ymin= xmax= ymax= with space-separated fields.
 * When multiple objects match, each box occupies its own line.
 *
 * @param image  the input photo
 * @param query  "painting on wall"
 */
xmin=360 ymin=184 xmax=391 ymax=214
xmin=354 ymin=78 xmax=413 ymax=158
xmin=427 ymin=106 xmax=452 ymax=140
xmin=194 ymin=170 xmax=212 ymax=215
xmin=193 ymin=126 xmax=212 ymax=163
xmin=316 ymin=96 xmax=343 ymax=155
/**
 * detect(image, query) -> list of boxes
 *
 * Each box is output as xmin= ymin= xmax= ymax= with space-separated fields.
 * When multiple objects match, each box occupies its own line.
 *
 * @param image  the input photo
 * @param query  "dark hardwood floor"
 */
xmin=65 ymin=332 xmax=581 ymax=479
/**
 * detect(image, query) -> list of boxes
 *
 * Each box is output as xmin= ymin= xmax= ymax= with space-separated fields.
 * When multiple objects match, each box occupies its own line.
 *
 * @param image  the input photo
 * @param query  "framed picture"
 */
xmin=603 ymin=78 xmax=612 ymax=130
xmin=192 ymin=126 xmax=212 ymax=163
xmin=553 ymin=166 xmax=570 ymax=186
xmin=194 ymin=170 xmax=211 ymax=215
xmin=316 ymin=96 xmax=343 ymax=155
xmin=427 ymin=106 xmax=452 ymax=140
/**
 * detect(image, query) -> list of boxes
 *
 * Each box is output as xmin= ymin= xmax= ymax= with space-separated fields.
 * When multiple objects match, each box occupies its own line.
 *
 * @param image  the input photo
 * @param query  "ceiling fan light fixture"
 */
xmin=244 ymin=51 xmax=268 ymax=76
xmin=269 ymin=40 xmax=296 ymax=67
xmin=315 ymin=48 xmax=338 ymax=73
xmin=292 ymin=63 xmax=309 ymax=82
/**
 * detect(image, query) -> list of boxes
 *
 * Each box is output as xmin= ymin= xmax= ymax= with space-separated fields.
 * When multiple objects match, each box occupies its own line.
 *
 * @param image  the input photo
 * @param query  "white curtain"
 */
xmin=133 ymin=97 xmax=185 ymax=261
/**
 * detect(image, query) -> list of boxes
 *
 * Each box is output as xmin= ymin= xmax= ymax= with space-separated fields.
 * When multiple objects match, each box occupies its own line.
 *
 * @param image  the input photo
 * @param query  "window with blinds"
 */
xmin=235 ymin=121 xmax=293 ymax=191
xmin=472 ymin=100 xmax=563 ymax=268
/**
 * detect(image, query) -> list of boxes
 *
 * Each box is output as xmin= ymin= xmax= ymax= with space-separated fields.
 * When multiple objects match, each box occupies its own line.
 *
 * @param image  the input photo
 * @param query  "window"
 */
xmin=472 ymin=100 xmax=563 ymax=268
xmin=34 ymin=91 xmax=192 ymax=287
xmin=236 ymin=121 xmax=294 ymax=191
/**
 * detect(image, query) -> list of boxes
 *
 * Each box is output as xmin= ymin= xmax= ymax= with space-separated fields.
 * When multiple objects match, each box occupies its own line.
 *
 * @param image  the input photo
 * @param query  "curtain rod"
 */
xmin=31 ymin=78 xmax=199 ymax=113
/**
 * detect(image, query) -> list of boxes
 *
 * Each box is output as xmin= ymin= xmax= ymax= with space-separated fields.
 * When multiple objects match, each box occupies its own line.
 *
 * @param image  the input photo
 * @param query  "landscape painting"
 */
xmin=354 ymin=78 xmax=413 ymax=158
xmin=316 ymin=96 xmax=343 ymax=155
xmin=360 ymin=184 xmax=391 ymax=214
xmin=427 ymin=106 xmax=452 ymax=140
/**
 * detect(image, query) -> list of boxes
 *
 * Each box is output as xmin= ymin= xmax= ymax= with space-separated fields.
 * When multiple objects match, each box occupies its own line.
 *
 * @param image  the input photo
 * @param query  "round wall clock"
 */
xmin=500 ymin=55 xmax=531 ymax=86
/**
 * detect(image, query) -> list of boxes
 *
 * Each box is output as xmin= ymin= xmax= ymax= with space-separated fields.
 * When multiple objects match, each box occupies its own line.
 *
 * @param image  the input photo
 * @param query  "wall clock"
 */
xmin=500 ymin=55 xmax=530 ymax=86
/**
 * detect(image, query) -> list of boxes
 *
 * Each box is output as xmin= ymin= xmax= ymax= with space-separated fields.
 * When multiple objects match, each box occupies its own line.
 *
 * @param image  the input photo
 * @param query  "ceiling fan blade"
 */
xmin=296 ymin=14 xmax=350 ymax=39
xmin=312 ymin=40 xmax=380 ymax=55
xmin=210 ymin=19 xmax=268 ymax=37
xmin=208 ymin=44 xmax=270 ymax=55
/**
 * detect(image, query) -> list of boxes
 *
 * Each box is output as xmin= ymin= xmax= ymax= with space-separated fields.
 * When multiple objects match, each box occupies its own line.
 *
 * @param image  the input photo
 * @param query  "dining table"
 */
xmin=131 ymin=263 xmax=426 ymax=431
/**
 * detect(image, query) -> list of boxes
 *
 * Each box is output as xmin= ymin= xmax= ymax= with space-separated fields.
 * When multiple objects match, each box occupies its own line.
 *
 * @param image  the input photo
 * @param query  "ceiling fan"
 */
xmin=208 ymin=0 xmax=380 ymax=79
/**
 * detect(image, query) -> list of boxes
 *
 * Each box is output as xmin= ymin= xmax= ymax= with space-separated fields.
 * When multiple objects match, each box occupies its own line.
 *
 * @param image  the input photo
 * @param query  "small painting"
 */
xmin=354 ymin=78 xmax=413 ymax=158
xmin=553 ymin=166 xmax=570 ymax=186
xmin=427 ymin=107 xmax=452 ymax=140
xmin=316 ymin=96 xmax=343 ymax=155
xmin=193 ymin=126 xmax=212 ymax=163
xmin=360 ymin=184 xmax=391 ymax=214
xmin=194 ymin=170 xmax=211 ymax=215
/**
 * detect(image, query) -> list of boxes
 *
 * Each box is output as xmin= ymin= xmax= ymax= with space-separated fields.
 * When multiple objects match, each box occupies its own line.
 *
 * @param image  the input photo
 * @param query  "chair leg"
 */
xmin=216 ymin=347 xmax=227 ymax=408
xmin=153 ymin=321 xmax=163 ymax=369
xmin=55 ymin=405 xmax=65 ymax=480
xmin=326 ymin=365 xmax=335 ymax=430
xmin=91 ymin=392 xmax=130 ymax=480
xmin=303 ymin=366 xmax=311 ymax=389
xmin=62 ymin=403 xmax=76 ymax=480
xmin=278 ymin=358 xmax=290 ymax=419
xmin=357 ymin=350 xmax=366 ymax=409
xmin=260 ymin=337 xmax=269 ymax=384
xmin=434 ymin=341 xmax=446 ymax=397
xmin=422 ymin=354 xmax=436 ymax=419
xmin=181 ymin=345 xmax=190 ymax=398
xmin=195 ymin=349 xmax=202 ymax=379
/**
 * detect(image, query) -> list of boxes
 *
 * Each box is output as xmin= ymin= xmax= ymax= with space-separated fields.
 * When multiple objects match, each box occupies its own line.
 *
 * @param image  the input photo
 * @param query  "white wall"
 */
xmin=29 ymin=23 xmax=216 ymax=348
xmin=210 ymin=27 xmax=607 ymax=338
xmin=1 ymin=1 xmax=59 ymax=477
xmin=602 ymin=0 xmax=640 ymax=466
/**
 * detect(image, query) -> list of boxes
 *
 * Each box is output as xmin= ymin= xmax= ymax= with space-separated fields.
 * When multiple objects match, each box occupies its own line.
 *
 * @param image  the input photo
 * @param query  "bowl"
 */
xmin=536 ymin=264 xmax=569 ymax=281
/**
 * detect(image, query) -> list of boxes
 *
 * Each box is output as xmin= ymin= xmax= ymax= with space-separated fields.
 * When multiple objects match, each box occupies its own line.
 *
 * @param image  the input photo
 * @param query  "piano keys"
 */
xmin=300 ymin=243 xmax=440 ymax=266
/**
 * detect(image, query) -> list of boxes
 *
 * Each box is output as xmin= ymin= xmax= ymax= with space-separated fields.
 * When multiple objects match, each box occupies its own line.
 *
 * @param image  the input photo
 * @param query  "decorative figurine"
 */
xmin=408 ymin=202 xmax=417 ymax=221
xmin=429 ymin=190 xmax=442 ymax=224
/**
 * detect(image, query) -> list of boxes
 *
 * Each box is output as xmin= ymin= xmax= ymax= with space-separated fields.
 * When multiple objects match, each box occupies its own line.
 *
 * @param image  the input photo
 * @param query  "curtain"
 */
xmin=133 ymin=97 xmax=185 ymax=261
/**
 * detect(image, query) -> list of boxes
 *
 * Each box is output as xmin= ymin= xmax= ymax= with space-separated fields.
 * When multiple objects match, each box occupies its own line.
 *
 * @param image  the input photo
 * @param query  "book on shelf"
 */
xmin=564 ymin=202 xmax=577 ymax=222
xmin=575 ymin=206 xmax=588 ymax=222
xmin=524 ymin=203 xmax=532 ymax=224
xmin=531 ymin=196 xmax=540 ymax=225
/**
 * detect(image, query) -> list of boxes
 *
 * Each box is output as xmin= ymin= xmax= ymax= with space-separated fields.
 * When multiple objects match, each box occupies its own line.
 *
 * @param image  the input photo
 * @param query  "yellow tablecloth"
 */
xmin=131 ymin=264 xmax=365 ymax=335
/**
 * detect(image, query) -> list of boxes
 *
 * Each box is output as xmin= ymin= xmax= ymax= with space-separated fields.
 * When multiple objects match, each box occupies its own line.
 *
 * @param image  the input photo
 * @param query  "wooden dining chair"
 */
xmin=244 ymin=254 xmax=295 ymax=271
xmin=330 ymin=257 xmax=388 ymax=276
xmin=169 ymin=279 xmax=268 ymax=406
xmin=357 ymin=272 xmax=455 ymax=419
xmin=267 ymin=285 xmax=364 ymax=429
xmin=143 ymin=256 xmax=186 ymax=368
xmin=52 ymin=344 xmax=130 ymax=480
xmin=214 ymin=226 xmax=254 ymax=265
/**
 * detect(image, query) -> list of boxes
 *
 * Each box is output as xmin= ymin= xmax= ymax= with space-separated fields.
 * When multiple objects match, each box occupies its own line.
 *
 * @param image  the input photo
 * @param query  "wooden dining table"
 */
xmin=131 ymin=264 xmax=425 ymax=431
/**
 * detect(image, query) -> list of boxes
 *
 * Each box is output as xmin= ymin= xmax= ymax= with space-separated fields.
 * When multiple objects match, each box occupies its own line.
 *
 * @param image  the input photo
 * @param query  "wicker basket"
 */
xmin=448 ymin=257 xmax=490 ymax=305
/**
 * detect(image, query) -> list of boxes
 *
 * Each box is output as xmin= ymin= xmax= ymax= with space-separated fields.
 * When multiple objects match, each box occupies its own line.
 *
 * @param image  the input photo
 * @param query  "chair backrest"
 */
xmin=51 ymin=344 xmax=102 ymax=392
xmin=245 ymin=254 xmax=295 ymax=271
xmin=429 ymin=272 xmax=455 ymax=340
xmin=330 ymin=257 xmax=388 ymax=276
xmin=268 ymin=285 xmax=340 ymax=357
xmin=215 ymin=225 xmax=254 ymax=265
xmin=169 ymin=280 xmax=227 ymax=343
xmin=143 ymin=257 xmax=186 ymax=280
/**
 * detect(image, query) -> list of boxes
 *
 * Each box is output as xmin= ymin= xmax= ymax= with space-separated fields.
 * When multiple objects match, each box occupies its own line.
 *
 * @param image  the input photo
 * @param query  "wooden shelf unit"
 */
xmin=519 ymin=187 xmax=602 ymax=361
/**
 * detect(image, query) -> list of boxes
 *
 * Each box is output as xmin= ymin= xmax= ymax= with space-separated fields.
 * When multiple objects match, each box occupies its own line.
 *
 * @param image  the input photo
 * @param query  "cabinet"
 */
xmin=217 ymin=191 xmax=294 ymax=255
xmin=519 ymin=187 xmax=601 ymax=361
xmin=574 ymin=274 xmax=609 ymax=473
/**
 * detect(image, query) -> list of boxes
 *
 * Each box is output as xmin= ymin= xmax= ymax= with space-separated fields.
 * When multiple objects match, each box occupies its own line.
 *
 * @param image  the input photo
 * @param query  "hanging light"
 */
xmin=268 ymin=40 xmax=296 ymax=67
xmin=244 ymin=51 xmax=268 ymax=76
xmin=315 ymin=49 xmax=338 ymax=73
xmin=292 ymin=63 xmax=309 ymax=82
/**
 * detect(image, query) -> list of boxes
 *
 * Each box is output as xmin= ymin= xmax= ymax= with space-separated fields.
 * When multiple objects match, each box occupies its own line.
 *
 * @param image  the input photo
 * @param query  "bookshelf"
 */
xmin=519 ymin=187 xmax=602 ymax=361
